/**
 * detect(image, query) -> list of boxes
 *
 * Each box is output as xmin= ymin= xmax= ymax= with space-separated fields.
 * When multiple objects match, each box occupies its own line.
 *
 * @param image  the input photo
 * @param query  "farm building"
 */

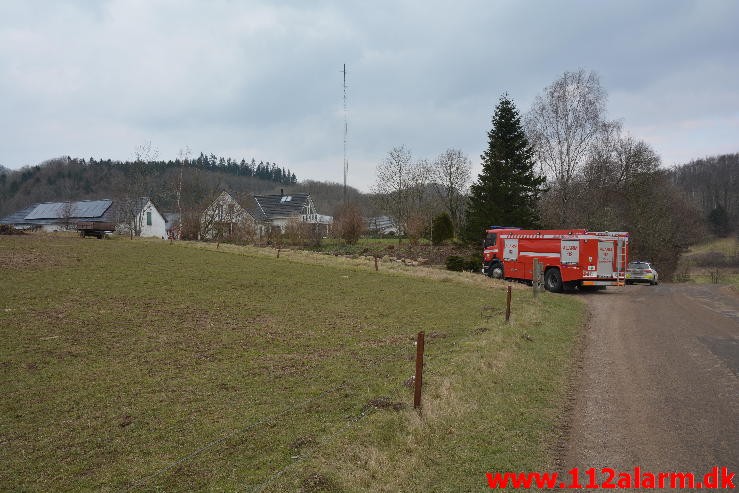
xmin=0 ymin=198 xmax=167 ymax=238
xmin=0 ymin=199 xmax=117 ymax=232
xmin=366 ymin=216 xmax=400 ymax=236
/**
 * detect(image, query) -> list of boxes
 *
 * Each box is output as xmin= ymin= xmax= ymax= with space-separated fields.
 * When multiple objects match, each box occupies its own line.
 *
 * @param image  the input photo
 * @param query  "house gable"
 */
xmin=137 ymin=200 xmax=167 ymax=238
xmin=200 ymin=191 xmax=258 ymax=240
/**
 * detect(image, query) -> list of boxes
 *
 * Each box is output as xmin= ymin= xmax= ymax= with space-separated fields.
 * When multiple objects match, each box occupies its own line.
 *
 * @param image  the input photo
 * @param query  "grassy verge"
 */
xmin=675 ymin=236 xmax=739 ymax=289
xmin=0 ymin=234 xmax=584 ymax=491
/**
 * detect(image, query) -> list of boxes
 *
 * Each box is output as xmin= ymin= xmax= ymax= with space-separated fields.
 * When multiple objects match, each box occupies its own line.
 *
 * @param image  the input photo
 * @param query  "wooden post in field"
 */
xmin=505 ymin=286 xmax=512 ymax=322
xmin=374 ymin=256 xmax=378 ymax=271
xmin=532 ymin=259 xmax=544 ymax=297
xmin=413 ymin=331 xmax=425 ymax=410
xmin=277 ymin=247 xmax=281 ymax=258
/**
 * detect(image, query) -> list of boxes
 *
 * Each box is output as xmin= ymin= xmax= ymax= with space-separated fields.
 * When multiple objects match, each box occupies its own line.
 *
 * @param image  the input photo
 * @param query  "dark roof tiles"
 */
xmin=252 ymin=193 xmax=311 ymax=219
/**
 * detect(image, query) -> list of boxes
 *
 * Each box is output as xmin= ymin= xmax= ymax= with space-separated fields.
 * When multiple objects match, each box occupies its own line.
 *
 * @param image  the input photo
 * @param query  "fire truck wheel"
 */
xmin=488 ymin=262 xmax=504 ymax=279
xmin=544 ymin=268 xmax=563 ymax=293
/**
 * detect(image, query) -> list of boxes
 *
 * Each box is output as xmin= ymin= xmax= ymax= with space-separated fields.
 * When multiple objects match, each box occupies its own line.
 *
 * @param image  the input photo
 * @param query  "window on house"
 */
xmin=146 ymin=211 xmax=152 ymax=226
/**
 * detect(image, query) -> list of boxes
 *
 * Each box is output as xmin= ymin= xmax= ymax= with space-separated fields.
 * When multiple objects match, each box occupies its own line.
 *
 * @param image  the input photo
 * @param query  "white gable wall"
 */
xmin=138 ymin=201 xmax=167 ymax=238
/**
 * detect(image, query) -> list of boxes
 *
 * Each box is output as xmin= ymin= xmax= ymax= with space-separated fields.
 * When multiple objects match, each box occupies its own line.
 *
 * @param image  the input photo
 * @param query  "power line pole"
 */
xmin=342 ymin=63 xmax=348 ymax=206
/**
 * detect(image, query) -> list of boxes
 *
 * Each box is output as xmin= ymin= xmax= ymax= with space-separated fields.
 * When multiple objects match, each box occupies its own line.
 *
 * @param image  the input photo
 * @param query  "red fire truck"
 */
xmin=481 ymin=226 xmax=629 ymax=292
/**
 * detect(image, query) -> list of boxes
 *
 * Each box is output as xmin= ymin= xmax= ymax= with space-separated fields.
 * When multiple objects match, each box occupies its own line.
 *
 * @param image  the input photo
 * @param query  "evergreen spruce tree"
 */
xmin=465 ymin=95 xmax=545 ymax=241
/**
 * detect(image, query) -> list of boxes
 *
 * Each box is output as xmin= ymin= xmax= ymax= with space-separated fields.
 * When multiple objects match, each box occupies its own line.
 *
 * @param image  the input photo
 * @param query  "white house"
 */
xmin=137 ymin=199 xmax=167 ymax=238
xmin=251 ymin=191 xmax=332 ymax=235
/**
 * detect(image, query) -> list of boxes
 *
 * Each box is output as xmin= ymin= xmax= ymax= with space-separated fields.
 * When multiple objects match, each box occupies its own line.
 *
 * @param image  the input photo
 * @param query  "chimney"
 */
xmin=280 ymin=188 xmax=284 ymax=196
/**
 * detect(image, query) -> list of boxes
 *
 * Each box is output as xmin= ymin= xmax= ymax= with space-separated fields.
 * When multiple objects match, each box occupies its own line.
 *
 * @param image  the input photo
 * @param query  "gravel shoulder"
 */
xmin=561 ymin=283 xmax=739 ymax=474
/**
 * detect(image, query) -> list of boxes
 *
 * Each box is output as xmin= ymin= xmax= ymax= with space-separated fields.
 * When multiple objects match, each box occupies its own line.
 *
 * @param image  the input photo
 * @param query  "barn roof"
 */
xmin=1 ymin=199 xmax=116 ymax=226
xmin=24 ymin=199 xmax=112 ymax=220
xmin=0 ymin=205 xmax=37 ymax=224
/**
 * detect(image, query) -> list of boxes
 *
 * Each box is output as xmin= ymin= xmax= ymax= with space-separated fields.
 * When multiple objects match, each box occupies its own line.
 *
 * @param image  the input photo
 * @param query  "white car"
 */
xmin=626 ymin=261 xmax=659 ymax=285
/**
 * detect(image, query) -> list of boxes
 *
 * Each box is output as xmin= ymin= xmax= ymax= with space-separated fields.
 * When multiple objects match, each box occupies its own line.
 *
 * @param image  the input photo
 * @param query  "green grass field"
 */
xmin=0 ymin=234 xmax=584 ymax=492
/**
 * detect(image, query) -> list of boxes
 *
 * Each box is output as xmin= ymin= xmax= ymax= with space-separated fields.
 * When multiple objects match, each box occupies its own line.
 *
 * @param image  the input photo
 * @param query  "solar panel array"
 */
xmin=24 ymin=200 xmax=112 ymax=220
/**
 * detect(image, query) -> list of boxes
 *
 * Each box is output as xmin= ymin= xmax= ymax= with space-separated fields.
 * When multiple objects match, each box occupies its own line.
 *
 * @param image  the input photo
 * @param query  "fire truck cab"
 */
xmin=482 ymin=226 xmax=629 ymax=292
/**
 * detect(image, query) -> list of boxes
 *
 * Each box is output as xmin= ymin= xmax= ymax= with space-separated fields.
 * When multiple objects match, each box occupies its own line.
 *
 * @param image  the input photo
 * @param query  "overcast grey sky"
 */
xmin=1 ymin=0 xmax=737 ymax=191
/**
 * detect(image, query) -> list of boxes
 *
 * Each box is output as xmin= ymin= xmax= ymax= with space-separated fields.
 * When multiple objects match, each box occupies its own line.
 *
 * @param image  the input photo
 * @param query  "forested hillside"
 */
xmin=0 ymin=155 xmax=370 ymax=218
xmin=670 ymin=153 xmax=739 ymax=236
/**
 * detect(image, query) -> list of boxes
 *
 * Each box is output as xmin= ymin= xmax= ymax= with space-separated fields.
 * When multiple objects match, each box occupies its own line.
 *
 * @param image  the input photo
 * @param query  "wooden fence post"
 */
xmin=414 ymin=331 xmax=425 ymax=410
xmin=505 ymin=286 xmax=512 ymax=322
xmin=374 ymin=256 xmax=378 ymax=271
xmin=533 ymin=259 xmax=544 ymax=296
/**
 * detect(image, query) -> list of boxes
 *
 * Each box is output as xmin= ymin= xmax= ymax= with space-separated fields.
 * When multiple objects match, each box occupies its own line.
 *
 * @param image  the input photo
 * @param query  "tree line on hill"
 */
xmin=669 ymin=153 xmax=738 ymax=237
xmin=0 ymin=152 xmax=298 ymax=217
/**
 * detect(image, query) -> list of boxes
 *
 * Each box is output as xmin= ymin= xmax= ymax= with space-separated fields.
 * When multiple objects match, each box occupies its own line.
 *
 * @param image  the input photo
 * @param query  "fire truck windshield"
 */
xmin=484 ymin=233 xmax=497 ymax=247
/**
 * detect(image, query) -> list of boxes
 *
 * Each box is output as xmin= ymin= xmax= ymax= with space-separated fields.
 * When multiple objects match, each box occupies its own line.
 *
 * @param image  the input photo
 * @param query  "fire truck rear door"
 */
xmin=561 ymin=240 xmax=579 ymax=265
xmin=598 ymin=241 xmax=614 ymax=277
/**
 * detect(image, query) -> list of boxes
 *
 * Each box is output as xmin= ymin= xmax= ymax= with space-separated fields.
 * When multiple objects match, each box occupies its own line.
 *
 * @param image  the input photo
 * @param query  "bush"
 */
xmin=406 ymin=214 xmax=426 ymax=245
xmin=445 ymin=255 xmax=467 ymax=271
xmin=431 ymin=213 xmax=454 ymax=245
xmin=0 ymin=224 xmax=24 ymax=235
xmin=334 ymin=203 xmax=365 ymax=245
xmin=691 ymin=251 xmax=739 ymax=268
xmin=282 ymin=217 xmax=322 ymax=247
xmin=446 ymin=253 xmax=482 ymax=272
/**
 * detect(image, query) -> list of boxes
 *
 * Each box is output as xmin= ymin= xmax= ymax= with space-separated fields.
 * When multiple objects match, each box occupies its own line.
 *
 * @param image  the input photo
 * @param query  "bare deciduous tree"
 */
xmin=61 ymin=201 xmax=74 ymax=230
xmin=373 ymin=146 xmax=430 ymax=238
xmin=174 ymin=145 xmax=192 ymax=239
xmin=586 ymin=123 xmax=660 ymax=190
xmin=118 ymin=141 xmax=159 ymax=238
xmin=526 ymin=69 xmax=608 ymax=223
xmin=429 ymin=148 xmax=471 ymax=236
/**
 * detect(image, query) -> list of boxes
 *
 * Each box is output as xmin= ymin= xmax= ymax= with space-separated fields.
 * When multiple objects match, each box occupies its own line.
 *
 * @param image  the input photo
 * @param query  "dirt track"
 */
xmin=562 ymin=283 xmax=738 ymax=476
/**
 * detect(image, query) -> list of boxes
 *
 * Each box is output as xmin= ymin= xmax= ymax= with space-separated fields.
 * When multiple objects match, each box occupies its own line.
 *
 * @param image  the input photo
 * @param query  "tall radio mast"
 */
xmin=342 ymin=63 xmax=348 ymax=205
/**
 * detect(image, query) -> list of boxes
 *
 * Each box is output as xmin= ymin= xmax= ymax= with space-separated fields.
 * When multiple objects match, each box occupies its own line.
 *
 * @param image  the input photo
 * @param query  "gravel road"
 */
xmin=561 ymin=283 xmax=738 ymax=477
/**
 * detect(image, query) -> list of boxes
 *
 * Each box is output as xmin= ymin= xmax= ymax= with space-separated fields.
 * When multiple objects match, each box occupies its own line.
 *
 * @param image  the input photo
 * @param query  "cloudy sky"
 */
xmin=1 ymin=0 xmax=737 ymax=191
